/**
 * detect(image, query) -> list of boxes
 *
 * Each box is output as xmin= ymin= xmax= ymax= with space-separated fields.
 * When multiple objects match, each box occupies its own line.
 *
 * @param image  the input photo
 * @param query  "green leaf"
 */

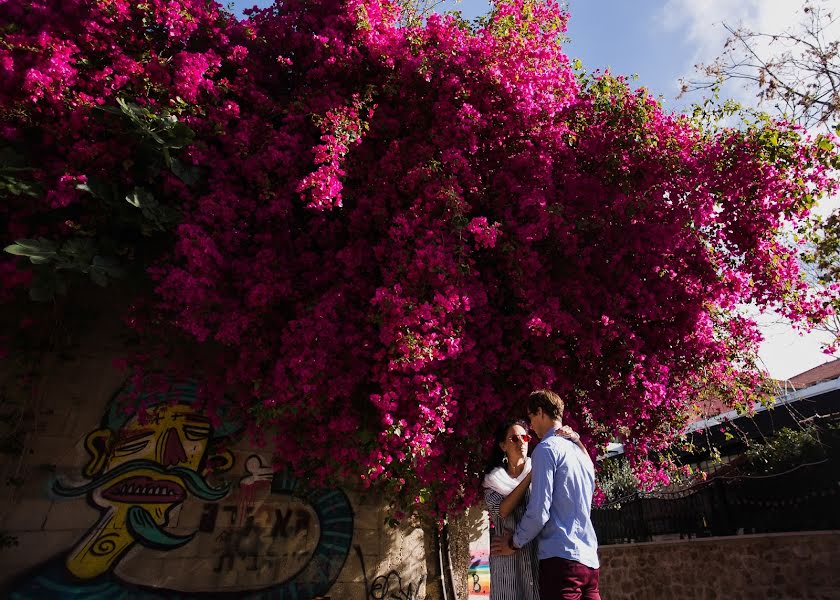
xmin=90 ymin=255 xmax=125 ymax=283
xmin=163 ymin=121 xmax=195 ymax=149
xmin=75 ymin=178 xmax=114 ymax=202
xmin=29 ymin=285 xmax=53 ymax=302
xmin=817 ymin=136 xmax=834 ymax=152
xmin=4 ymin=239 xmax=58 ymax=255
xmin=89 ymin=268 xmax=110 ymax=287
xmin=4 ymin=239 xmax=58 ymax=263
xmin=170 ymin=157 xmax=201 ymax=186
xmin=0 ymin=174 xmax=40 ymax=198
xmin=126 ymin=187 xmax=152 ymax=208
xmin=61 ymin=238 xmax=95 ymax=261
xmin=105 ymin=98 xmax=195 ymax=154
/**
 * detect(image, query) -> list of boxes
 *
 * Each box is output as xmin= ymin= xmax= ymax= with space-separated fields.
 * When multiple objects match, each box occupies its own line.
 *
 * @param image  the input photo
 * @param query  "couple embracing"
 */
xmin=482 ymin=389 xmax=601 ymax=600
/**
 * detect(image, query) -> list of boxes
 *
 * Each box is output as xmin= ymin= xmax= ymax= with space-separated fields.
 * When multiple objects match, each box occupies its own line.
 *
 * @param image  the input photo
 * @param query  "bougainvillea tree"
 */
xmin=2 ymin=0 xmax=838 ymax=517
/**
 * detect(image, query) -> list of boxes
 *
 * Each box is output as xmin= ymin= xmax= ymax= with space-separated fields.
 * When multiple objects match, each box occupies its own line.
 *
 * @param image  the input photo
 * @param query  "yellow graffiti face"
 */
xmin=66 ymin=405 xmax=218 ymax=580
xmin=107 ymin=404 xmax=211 ymax=471
xmin=94 ymin=405 xmax=212 ymax=513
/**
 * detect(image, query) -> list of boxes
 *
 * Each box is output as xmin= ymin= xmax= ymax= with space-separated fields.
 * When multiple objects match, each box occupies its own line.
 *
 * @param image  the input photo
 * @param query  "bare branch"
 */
xmin=681 ymin=1 xmax=840 ymax=132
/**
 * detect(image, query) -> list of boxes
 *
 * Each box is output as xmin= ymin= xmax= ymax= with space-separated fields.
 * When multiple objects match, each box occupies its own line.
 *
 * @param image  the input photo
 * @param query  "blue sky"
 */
xmin=228 ymin=0 xmax=801 ymax=110
xmin=565 ymin=1 xmax=694 ymax=107
xmin=230 ymin=0 xmax=746 ymax=110
xmin=436 ymin=0 xmax=698 ymax=109
xmin=228 ymin=0 xmax=836 ymax=380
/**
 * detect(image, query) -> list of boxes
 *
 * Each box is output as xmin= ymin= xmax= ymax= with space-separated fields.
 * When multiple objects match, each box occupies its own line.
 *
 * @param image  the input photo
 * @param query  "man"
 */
xmin=491 ymin=389 xmax=600 ymax=600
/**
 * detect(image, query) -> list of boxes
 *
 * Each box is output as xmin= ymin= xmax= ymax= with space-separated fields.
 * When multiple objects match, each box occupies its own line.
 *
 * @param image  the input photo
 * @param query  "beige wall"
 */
xmin=599 ymin=531 xmax=840 ymax=600
xmin=0 ymin=308 xmax=469 ymax=599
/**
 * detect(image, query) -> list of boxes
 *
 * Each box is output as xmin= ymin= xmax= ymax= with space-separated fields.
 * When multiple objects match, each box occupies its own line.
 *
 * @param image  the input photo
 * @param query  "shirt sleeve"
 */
xmin=513 ymin=443 xmax=555 ymax=548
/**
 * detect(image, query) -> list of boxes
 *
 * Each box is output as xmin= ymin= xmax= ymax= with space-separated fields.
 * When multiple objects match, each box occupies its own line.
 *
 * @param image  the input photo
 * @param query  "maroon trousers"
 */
xmin=539 ymin=557 xmax=601 ymax=600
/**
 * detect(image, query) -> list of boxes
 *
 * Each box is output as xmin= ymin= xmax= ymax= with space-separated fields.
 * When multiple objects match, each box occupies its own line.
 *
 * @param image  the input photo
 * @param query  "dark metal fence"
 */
xmin=593 ymin=452 xmax=840 ymax=545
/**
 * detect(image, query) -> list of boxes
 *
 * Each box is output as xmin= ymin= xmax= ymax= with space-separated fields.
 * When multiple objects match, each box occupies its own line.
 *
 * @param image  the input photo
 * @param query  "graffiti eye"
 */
xmin=113 ymin=440 xmax=150 ymax=456
xmin=183 ymin=425 xmax=210 ymax=441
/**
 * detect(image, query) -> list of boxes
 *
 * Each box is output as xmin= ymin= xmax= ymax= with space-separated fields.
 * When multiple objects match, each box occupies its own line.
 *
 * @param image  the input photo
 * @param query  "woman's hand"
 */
xmin=556 ymin=425 xmax=587 ymax=454
xmin=555 ymin=425 xmax=580 ymax=443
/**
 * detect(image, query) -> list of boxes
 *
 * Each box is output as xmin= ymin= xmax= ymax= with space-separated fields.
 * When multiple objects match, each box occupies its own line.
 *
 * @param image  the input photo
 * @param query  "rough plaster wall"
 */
xmin=0 ymin=305 xmax=474 ymax=599
xmin=599 ymin=531 xmax=840 ymax=600
xmin=453 ymin=504 xmax=487 ymax=599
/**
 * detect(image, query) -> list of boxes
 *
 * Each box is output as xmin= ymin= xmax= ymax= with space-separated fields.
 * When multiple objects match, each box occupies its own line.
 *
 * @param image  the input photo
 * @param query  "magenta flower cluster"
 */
xmin=2 ymin=0 xmax=837 ymax=517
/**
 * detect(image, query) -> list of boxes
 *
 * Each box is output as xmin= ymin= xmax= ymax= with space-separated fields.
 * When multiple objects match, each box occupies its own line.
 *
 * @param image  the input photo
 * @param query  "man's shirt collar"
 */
xmin=541 ymin=426 xmax=559 ymax=441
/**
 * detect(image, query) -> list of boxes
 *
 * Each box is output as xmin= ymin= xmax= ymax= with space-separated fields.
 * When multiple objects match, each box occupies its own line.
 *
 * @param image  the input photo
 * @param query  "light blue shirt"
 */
xmin=512 ymin=427 xmax=600 ymax=569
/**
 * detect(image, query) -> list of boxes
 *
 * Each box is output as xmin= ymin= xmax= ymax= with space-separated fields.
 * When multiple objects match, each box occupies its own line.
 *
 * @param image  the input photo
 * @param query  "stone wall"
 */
xmin=599 ymin=531 xmax=840 ymax=600
xmin=0 ymin=306 xmax=469 ymax=599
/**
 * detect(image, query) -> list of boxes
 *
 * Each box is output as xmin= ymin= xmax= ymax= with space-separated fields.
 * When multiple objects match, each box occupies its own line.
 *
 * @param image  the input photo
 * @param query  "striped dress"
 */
xmin=484 ymin=486 xmax=541 ymax=600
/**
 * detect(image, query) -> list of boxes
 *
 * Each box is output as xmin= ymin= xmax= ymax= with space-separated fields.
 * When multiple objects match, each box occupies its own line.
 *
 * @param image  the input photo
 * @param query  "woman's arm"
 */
xmin=499 ymin=471 xmax=532 ymax=518
xmin=556 ymin=425 xmax=587 ymax=454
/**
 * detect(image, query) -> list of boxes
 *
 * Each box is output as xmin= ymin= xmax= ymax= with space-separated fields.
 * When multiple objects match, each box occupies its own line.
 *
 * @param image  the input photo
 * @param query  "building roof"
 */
xmin=782 ymin=359 xmax=840 ymax=390
xmin=602 ymin=360 xmax=840 ymax=460
xmin=688 ymin=396 xmax=732 ymax=424
xmin=686 ymin=373 xmax=840 ymax=435
xmin=687 ymin=359 xmax=840 ymax=427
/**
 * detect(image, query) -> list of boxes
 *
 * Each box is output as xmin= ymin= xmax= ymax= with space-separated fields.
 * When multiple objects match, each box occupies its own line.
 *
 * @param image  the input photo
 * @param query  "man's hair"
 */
xmin=526 ymin=389 xmax=564 ymax=420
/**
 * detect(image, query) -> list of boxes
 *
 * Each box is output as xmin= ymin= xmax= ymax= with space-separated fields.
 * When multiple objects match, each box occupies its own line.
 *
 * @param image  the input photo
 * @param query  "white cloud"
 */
xmin=660 ymin=0 xmax=800 ymax=64
xmin=658 ymin=0 xmax=808 ymax=102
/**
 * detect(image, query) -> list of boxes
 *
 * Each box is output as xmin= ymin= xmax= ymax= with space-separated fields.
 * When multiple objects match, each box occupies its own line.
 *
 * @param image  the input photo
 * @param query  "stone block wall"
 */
xmin=0 ymin=308 xmax=469 ymax=599
xmin=599 ymin=531 xmax=840 ymax=600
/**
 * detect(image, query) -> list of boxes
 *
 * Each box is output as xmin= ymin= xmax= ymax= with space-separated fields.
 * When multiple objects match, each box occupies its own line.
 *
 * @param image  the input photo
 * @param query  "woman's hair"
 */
xmin=482 ymin=419 xmax=528 ymax=477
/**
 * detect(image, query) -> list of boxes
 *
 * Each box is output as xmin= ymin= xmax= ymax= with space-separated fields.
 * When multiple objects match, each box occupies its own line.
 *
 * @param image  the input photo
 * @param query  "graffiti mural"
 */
xmin=209 ymin=455 xmax=321 ymax=581
xmin=356 ymin=545 xmax=426 ymax=600
xmin=467 ymin=549 xmax=490 ymax=598
xmin=6 ymin=376 xmax=354 ymax=599
xmin=467 ymin=509 xmax=491 ymax=599
xmin=54 ymin=382 xmax=238 ymax=580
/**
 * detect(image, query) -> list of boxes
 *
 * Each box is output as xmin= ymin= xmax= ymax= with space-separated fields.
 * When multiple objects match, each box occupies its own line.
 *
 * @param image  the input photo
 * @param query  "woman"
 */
xmin=482 ymin=419 xmax=540 ymax=600
xmin=482 ymin=420 xmax=586 ymax=600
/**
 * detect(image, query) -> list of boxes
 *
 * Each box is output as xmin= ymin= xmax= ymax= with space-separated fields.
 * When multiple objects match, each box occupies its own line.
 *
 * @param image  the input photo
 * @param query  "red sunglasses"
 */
xmin=508 ymin=433 xmax=530 ymax=443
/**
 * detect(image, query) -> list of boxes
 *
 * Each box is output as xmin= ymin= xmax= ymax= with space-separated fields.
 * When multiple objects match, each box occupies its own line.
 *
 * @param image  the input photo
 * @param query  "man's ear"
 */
xmin=83 ymin=429 xmax=113 ymax=478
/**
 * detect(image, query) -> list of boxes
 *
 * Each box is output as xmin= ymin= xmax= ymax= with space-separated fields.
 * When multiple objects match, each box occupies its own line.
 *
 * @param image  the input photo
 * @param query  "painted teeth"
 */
xmin=114 ymin=482 xmax=177 ymax=497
